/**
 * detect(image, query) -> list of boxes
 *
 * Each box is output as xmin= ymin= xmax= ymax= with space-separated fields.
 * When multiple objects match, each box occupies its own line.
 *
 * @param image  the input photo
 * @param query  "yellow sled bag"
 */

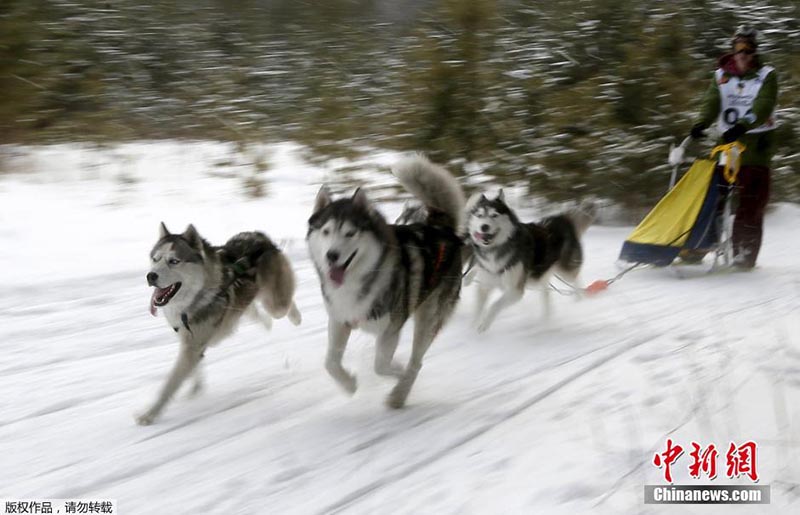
xmin=619 ymin=143 xmax=744 ymax=266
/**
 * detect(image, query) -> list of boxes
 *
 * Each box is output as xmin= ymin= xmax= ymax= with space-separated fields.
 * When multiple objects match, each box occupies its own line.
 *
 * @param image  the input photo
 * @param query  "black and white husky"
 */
xmin=137 ymin=224 xmax=301 ymax=425
xmin=307 ymin=154 xmax=465 ymax=408
xmin=465 ymin=191 xmax=595 ymax=332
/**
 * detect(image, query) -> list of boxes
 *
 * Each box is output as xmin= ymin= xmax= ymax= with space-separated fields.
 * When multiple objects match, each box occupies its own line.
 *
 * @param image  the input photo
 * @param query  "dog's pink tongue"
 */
xmin=149 ymin=286 xmax=169 ymax=316
xmin=329 ymin=266 xmax=346 ymax=286
xmin=149 ymin=290 xmax=158 ymax=317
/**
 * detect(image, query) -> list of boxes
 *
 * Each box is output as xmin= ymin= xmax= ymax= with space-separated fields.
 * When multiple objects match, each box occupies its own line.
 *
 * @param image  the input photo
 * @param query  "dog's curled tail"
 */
xmin=567 ymin=199 xmax=598 ymax=236
xmin=392 ymin=153 xmax=465 ymax=230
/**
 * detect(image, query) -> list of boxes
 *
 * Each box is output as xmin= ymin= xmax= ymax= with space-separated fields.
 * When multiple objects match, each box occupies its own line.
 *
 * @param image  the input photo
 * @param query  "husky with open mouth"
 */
xmin=465 ymin=191 xmax=596 ymax=332
xmin=137 ymin=224 xmax=301 ymax=425
xmin=307 ymin=154 xmax=465 ymax=408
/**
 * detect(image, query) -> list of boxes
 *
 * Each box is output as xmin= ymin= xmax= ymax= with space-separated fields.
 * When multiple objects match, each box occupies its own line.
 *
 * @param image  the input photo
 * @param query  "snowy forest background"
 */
xmin=1 ymin=0 xmax=799 ymax=210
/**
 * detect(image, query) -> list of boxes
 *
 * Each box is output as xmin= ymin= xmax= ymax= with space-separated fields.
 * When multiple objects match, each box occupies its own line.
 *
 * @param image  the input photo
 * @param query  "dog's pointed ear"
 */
xmin=465 ymin=192 xmax=483 ymax=214
xmin=496 ymin=189 xmax=505 ymax=202
xmin=159 ymin=222 xmax=170 ymax=239
xmin=314 ymin=185 xmax=332 ymax=213
xmin=352 ymin=187 xmax=369 ymax=209
xmin=182 ymin=224 xmax=201 ymax=249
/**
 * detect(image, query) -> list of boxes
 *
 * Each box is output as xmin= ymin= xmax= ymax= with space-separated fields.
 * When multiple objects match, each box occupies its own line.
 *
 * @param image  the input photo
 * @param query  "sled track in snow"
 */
xmin=319 ymin=331 xmax=659 ymax=514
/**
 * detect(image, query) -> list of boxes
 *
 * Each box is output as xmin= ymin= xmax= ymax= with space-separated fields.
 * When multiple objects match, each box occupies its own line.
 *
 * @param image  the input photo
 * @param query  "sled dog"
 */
xmin=307 ymin=154 xmax=465 ymax=408
xmin=137 ymin=224 xmax=301 ymax=425
xmin=465 ymin=191 xmax=595 ymax=332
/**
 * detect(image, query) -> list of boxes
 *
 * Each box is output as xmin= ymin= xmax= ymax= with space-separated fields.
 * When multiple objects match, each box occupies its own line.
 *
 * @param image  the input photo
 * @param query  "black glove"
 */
xmin=690 ymin=122 xmax=707 ymax=139
xmin=722 ymin=123 xmax=747 ymax=143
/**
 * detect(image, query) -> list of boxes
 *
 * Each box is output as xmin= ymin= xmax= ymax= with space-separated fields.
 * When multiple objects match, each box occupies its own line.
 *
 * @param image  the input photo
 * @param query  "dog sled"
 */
xmin=618 ymin=139 xmax=746 ymax=273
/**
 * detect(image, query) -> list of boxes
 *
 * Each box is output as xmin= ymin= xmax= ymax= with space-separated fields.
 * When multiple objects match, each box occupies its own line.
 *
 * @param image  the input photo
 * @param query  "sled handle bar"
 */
xmin=668 ymin=136 xmax=693 ymax=190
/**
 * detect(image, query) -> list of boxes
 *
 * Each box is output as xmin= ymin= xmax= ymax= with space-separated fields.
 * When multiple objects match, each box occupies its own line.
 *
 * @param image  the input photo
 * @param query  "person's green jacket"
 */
xmin=696 ymin=54 xmax=778 ymax=168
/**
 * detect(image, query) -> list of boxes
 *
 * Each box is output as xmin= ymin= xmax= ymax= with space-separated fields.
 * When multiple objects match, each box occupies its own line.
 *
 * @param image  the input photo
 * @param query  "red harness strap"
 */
xmin=428 ymin=242 xmax=448 ymax=287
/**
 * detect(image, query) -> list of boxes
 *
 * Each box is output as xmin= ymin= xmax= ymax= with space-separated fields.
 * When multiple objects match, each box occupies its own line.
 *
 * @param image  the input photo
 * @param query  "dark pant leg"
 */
xmin=732 ymin=165 xmax=771 ymax=267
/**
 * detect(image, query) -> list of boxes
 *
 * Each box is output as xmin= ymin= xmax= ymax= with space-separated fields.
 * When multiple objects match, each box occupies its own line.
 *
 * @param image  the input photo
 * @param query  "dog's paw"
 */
xmin=326 ymin=359 xmax=357 ymax=394
xmin=343 ymin=377 xmax=358 ymax=395
xmin=386 ymin=388 xmax=408 ymax=410
xmin=337 ymin=374 xmax=358 ymax=395
xmin=476 ymin=317 xmax=493 ymax=333
xmin=134 ymin=411 xmax=157 ymax=426
xmin=288 ymin=303 xmax=302 ymax=326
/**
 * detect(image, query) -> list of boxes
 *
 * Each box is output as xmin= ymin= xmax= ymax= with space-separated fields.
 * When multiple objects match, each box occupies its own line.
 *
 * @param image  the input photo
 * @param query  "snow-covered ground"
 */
xmin=1 ymin=142 xmax=798 ymax=514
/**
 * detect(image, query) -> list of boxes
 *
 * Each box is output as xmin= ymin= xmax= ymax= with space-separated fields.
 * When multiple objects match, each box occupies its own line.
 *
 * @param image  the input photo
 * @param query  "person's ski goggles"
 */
xmin=734 ymin=41 xmax=756 ymax=54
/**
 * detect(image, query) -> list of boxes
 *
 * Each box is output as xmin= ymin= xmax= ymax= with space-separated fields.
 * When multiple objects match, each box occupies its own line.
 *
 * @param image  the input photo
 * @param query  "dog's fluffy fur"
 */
xmin=465 ymin=191 xmax=595 ymax=332
xmin=307 ymin=154 xmax=465 ymax=408
xmin=137 ymin=224 xmax=301 ymax=425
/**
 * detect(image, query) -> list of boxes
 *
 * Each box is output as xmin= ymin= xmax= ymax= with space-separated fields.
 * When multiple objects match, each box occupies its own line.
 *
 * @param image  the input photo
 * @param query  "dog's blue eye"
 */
xmin=345 ymin=231 xmax=356 ymax=238
xmin=490 ymin=214 xmax=498 ymax=219
xmin=322 ymin=229 xmax=330 ymax=236
xmin=168 ymin=258 xmax=180 ymax=266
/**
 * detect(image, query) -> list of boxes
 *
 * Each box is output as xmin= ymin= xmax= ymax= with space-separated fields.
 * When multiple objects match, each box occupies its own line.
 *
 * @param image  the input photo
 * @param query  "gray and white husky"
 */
xmin=464 ymin=191 xmax=595 ymax=332
xmin=137 ymin=223 xmax=301 ymax=425
xmin=307 ymin=154 xmax=465 ymax=409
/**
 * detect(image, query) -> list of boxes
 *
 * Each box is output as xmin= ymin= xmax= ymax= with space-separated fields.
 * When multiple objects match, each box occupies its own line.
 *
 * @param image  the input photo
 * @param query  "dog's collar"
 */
xmin=172 ymin=313 xmax=194 ymax=335
xmin=180 ymin=313 xmax=193 ymax=334
xmin=462 ymin=252 xmax=476 ymax=279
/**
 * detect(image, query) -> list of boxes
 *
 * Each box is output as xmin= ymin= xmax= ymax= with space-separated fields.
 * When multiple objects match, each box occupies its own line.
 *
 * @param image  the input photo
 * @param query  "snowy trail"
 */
xmin=318 ymin=333 xmax=661 ymax=515
xmin=2 ymin=144 xmax=799 ymax=514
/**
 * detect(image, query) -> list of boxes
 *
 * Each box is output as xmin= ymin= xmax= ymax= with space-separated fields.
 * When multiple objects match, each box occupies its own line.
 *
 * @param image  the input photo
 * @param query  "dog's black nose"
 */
xmin=480 ymin=224 xmax=490 ymax=233
xmin=147 ymin=272 xmax=158 ymax=286
xmin=326 ymin=250 xmax=340 ymax=264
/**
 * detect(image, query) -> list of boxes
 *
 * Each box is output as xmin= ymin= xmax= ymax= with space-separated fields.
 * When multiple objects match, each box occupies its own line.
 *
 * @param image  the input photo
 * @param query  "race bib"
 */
xmin=716 ymin=66 xmax=777 ymax=134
